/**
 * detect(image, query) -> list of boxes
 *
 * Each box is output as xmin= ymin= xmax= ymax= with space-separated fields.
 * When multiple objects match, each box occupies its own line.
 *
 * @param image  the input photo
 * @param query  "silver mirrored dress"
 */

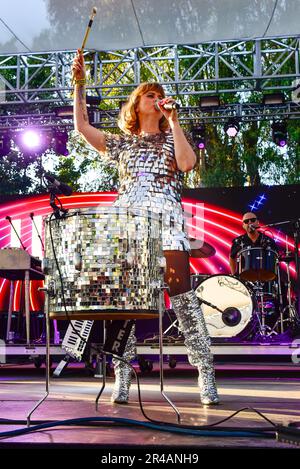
xmin=103 ymin=131 xmax=190 ymax=252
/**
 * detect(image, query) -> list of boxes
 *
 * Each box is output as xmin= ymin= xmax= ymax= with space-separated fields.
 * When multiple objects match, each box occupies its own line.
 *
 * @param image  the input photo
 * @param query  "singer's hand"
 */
xmin=72 ymin=49 xmax=86 ymax=81
xmin=156 ymin=97 xmax=179 ymax=128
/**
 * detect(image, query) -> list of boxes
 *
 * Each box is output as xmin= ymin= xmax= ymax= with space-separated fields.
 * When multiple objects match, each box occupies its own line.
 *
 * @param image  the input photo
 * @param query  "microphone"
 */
xmin=5 ymin=216 xmax=11 ymax=222
xmin=155 ymin=100 xmax=180 ymax=111
xmin=44 ymin=173 xmax=73 ymax=196
xmin=249 ymin=223 xmax=260 ymax=233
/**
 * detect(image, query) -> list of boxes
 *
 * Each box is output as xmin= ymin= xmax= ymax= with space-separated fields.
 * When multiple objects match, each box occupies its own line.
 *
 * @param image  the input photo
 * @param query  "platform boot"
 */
xmin=170 ymin=289 xmax=219 ymax=405
xmin=111 ymin=323 xmax=136 ymax=404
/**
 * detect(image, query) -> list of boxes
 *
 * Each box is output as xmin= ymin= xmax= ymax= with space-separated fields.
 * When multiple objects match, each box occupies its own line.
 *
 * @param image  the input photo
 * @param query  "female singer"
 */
xmin=72 ymin=50 xmax=219 ymax=405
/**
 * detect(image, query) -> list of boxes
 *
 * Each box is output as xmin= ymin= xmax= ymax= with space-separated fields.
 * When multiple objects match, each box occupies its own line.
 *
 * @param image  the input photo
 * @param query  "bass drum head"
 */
xmin=195 ymin=274 xmax=254 ymax=338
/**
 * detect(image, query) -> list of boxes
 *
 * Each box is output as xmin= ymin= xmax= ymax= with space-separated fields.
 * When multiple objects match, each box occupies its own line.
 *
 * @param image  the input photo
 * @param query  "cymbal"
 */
xmin=189 ymin=240 xmax=216 ymax=258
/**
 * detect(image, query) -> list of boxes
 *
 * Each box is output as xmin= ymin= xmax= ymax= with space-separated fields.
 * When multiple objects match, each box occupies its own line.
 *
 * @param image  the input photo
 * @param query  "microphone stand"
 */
xmin=48 ymin=187 xmax=68 ymax=219
xmin=6 ymin=218 xmax=27 ymax=251
xmin=30 ymin=214 xmax=45 ymax=254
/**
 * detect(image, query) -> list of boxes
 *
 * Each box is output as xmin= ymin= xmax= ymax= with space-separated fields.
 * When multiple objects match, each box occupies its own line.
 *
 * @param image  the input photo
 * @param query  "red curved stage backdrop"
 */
xmin=0 ymin=187 xmax=298 ymax=312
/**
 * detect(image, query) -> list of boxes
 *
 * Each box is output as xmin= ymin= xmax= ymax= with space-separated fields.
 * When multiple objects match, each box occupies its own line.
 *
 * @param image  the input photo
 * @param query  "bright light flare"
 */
xmin=21 ymin=130 xmax=42 ymax=149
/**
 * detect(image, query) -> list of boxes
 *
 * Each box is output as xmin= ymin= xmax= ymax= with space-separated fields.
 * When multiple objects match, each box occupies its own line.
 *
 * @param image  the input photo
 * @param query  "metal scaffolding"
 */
xmin=1 ymin=101 xmax=300 ymax=132
xmin=0 ymin=36 xmax=299 ymax=130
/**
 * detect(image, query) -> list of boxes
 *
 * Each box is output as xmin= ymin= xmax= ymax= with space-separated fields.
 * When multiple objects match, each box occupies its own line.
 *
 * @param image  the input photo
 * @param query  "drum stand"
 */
xmin=279 ymin=257 xmax=300 ymax=330
xmin=26 ymin=283 xmax=181 ymax=427
xmin=95 ymin=283 xmax=181 ymax=423
xmin=253 ymin=282 xmax=278 ymax=339
xmin=269 ymin=263 xmax=288 ymax=335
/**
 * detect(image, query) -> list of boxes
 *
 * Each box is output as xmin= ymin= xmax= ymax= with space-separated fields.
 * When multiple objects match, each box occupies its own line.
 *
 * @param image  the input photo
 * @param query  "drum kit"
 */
xmin=192 ymin=242 xmax=299 ymax=341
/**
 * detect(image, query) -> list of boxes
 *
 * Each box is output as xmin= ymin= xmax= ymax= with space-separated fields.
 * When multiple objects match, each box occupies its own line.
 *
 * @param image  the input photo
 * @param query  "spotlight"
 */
xmin=263 ymin=93 xmax=285 ymax=106
xmin=54 ymin=106 xmax=73 ymax=117
xmin=53 ymin=130 xmax=69 ymax=156
xmin=192 ymin=125 xmax=206 ymax=149
xmin=22 ymin=130 xmax=41 ymax=149
xmin=14 ymin=128 xmax=52 ymax=157
xmin=272 ymin=121 xmax=288 ymax=147
xmin=199 ymin=95 xmax=220 ymax=109
xmin=0 ymin=133 xmax=11 ymax=157
xmin=224 ymin=119 xmax=240 ymax=137
xmin=86 ymin=95 xmax=102 ymax=106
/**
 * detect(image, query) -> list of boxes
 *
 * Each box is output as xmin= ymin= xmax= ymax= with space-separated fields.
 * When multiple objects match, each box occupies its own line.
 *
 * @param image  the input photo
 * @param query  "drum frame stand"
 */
xmin=95 ymin=283 xmax=181 ymax=423
xmin=278 ymin=256 xmax=300 ymax=331
xmin=254 ymin=287 xmax=277 ymax=338
xmin=270 ymin=263 xmax=286 ymax=335
xmin=27 ymin=283 xmax=181 ymax=426
xmin=252 ymin=276 xmax=284 ymax=339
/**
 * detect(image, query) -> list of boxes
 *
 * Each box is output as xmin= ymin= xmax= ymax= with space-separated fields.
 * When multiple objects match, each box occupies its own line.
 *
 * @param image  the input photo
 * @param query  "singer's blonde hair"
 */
xmin=117 ymin=82 xmax=169 ymax=135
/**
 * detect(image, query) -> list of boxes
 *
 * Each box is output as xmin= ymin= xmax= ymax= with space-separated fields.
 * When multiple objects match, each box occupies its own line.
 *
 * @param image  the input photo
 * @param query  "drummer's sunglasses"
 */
xmin=243 ymin=217 xmax=257 ymax=224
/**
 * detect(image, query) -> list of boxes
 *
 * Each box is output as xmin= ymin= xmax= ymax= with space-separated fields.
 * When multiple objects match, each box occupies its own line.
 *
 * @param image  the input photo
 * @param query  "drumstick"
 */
xmin=72 ymin=6 xmax=97 ymax=83
xmin=80 ymin=6 xmax=97 ymax=52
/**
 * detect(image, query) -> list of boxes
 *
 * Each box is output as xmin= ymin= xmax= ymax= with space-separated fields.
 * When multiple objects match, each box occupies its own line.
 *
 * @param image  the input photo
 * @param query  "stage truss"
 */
xmin=0 ymin=36 xmax=300 ymax=130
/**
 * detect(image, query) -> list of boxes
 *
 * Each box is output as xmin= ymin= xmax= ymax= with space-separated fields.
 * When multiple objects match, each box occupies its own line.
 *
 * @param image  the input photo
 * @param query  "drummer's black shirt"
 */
xmin=230 ymin=232 xmax=278 ymax=259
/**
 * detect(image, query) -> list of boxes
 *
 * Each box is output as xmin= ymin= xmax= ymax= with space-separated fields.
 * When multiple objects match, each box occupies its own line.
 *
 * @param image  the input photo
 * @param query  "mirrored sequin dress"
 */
xmin=103 ymin=131 xmax=190 ymax=251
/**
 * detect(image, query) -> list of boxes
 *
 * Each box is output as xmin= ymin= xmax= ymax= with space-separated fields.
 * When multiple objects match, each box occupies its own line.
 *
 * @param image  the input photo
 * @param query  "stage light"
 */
xmin=272 ymin=121 xmax=288 ymax=147
xmin=21 ymin=130 xmax=41 ymax=149
xmin=54 ymin=106 xmax=73 ymax=117
xmin=224 ymin=119 xmax=240 ymax=137
xmin=0 ymin=133 xmax=11 ymax=157
xmin=192 ymin=125 xmax=206 ymax=149
xmin=199 ymin=95 xmax=220 ymax=109
xmin=263 ymin=93 xmax=285 ymax=106
xmin=53 ymin=130 xmax=69 ymax=156
xmin=14 ymin=128 xmax=53 ymax=157
xmin=86 ymin=95 xmax=102 ymax=106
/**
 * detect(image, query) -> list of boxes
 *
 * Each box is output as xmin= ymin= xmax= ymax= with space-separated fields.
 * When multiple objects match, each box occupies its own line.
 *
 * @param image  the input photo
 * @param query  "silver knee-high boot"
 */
xmin=111 ymin=323 xmax=136 ymax=404
xmin=171 ymin=289 xmax=219 ymax=405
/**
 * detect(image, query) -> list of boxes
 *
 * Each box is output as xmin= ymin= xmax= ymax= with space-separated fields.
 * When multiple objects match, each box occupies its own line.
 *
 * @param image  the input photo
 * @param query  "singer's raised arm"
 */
xmin=73 ymin=50 xmax=106 ymax=152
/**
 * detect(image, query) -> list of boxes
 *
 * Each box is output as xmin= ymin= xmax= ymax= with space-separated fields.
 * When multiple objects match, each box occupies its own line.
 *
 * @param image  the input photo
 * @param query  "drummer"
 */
xmin=229 ymin=212 xmax=278 ymax=275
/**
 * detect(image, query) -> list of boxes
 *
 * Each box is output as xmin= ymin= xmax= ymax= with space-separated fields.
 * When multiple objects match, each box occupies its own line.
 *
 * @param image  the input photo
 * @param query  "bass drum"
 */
xmin=194 ymin=274 xmax=255 ymax=338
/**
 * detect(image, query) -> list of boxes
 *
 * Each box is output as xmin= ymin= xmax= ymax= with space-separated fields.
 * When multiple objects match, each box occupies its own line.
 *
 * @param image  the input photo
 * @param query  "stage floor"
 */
xmin=0 ymin=364 xmax=300 ymax=450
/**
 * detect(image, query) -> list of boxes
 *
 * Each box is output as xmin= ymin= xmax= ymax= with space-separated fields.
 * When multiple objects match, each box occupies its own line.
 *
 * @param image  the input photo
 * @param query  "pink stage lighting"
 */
xmin=15 ymin=128 xmax=52 ymax=156
xmin=21 ymin=130 xmax=42 ymax=149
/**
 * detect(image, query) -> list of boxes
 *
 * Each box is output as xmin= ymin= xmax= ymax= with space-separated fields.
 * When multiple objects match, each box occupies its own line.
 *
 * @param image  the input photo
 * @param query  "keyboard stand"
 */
xmin=4 ymin=271 xmax=32 ymax=346
xmin=0 ymin=248 xmax=44 ymax=345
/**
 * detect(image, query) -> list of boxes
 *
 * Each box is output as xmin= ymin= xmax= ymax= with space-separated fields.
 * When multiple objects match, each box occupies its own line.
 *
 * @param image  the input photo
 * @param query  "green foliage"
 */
xmin=50 ymin=131 xmax=118 ymax=193
xmin=0 ymin=150 xmax=41 ymax=195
